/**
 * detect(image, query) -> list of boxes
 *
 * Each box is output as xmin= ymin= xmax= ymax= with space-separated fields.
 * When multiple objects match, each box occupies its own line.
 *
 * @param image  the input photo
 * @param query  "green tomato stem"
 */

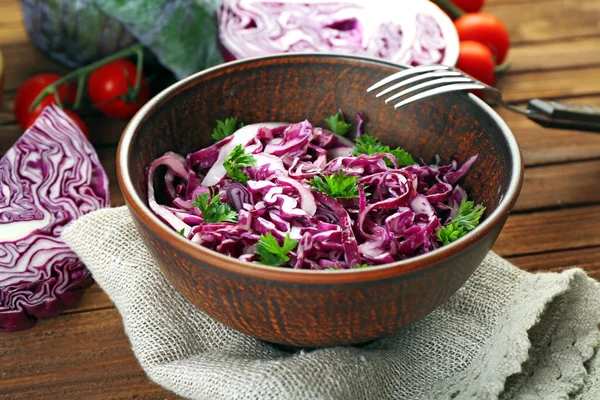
xmin=431 ymin=0 xmax=465 ymax=19
xmin=73 ymin=74 xmax=86 ymax=110
xmin=132 ymin=45 xmax=144 ymax=101
xmin=51 ymin=87 xmax=63 ymax=108
xmin=29 ymin=43 xmax=145 ymax=112
xmin=494 ymin=62 xmax=511 ymax=75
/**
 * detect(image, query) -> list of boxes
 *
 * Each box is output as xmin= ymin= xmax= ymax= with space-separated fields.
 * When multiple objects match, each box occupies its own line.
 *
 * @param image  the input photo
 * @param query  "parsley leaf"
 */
xmin=451 ymin=200 xmax=486 ymax=231
xmin=436 ymin=222 xmax=467 ymax=245
xmin=192 ymin=192 xmax=238 ymax=224
xmin=212 ymin=117 xmax=244 ymax=141
xmin=255 ymin=233 xmax=298 ymax=267
xmin=223 ymin=144 xmax=257 ymax=184
xmin=437 ymin=200 xmax=485 ymax=245
xmin=354 ymin=263 xmax=370 ymax=269
xmin=390 ymin=148 xmax=415 ymax=167
xmin=178 ymin=228 xmax=185 ymax=236
xmin=353 ymin=134 xmax=415 ymax=167
xmin=325 ymin=113 xmax=353 ymax=136
xmin=309 ymin=170 xmax=360 ymax=199
xmin=353 ymin=134 xmax=385 ymax=155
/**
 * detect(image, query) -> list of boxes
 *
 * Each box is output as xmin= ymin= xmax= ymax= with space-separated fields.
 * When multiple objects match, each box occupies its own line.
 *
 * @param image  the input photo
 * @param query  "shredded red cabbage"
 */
xmin=147 ymin=115 xmax=478 ymax=270
xmin=218 ymin=0 xmax=459 ymax=66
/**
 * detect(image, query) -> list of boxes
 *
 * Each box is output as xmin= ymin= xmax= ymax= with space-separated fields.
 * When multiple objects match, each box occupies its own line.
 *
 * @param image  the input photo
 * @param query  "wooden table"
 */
xmin=1 ymin=0 xmax=600 ymax=398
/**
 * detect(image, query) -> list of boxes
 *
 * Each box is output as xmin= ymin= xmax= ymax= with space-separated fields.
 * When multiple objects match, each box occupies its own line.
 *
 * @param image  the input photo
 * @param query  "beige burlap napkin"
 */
xmin=62 ymin=207 xmax=600 ymax=400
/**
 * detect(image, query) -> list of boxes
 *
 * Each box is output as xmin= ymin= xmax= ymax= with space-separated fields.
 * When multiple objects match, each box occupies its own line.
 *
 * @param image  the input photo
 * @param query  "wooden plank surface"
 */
xmin=498 ymin=66 xmax=600 ymax=103
xmin=513 ymin=159 xmax=600 ymax=212
xmin=60 ymin=284 xmax=114 ymax=315
xmin=2 ymin=0 xmax=600 ymax=398
xmin=0 ymin=0 xmax=27 ymax=46
xmin=508 ymin=246 xmax=600 ymax=278
xmin=1 ymin=42 xmax=68 ymax=92
xmin=486 ymin=0 xmax=600 ymax=44
xmin=508 ymin=37 xmax=600 ymax=73
xmin=493 ymin=205 xmax=600 ymax=256
xmin=0 ymin=309 xmax=179 ymax=400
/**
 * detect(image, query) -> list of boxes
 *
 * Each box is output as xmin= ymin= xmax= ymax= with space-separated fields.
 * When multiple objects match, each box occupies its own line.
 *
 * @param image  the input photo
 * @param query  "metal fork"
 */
xmin=367 ymin=65 xmax=600 ymax=133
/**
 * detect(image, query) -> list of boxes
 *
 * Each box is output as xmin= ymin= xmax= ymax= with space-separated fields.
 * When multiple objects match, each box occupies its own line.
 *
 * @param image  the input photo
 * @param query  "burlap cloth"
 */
xmin=62 ymin=206 xmax=600 ymax=400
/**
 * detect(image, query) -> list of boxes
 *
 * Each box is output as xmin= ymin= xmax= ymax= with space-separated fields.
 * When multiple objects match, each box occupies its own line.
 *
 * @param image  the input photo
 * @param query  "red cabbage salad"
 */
xmin=146 ymin=111 xmax=484 ymax=270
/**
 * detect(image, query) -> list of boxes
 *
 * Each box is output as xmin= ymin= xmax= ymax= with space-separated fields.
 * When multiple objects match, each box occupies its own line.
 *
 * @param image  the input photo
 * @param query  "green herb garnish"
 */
xmin=178 ymin=228 xmax=185 ymax=236
xmin=325 ymin=113 xmax=353 ymax=136
xmin=354 ymin=263 xmax=370 ymax=269
xmin=212 ymin=117 xmax=244 ymax=141
xmin=436 ymin=222 xmax=467 ymax=245
xmin=223 ymin=144 xmax=257 ymax=184
xmin=353 ymin=134 xmax=415 ymax=167
xmin=191 ymin=192 xmax=238 ymax=224
xmin=437 ymin=200 xmax=485 ymax=245
xmin=255 ymin=233 xmax=298 ymax=267
xmin=309 ymin=170 xmax=360 ymax=199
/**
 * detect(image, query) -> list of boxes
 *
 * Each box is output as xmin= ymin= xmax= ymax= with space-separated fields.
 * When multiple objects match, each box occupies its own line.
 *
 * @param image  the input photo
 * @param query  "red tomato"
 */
xmin=14 ymin=73 xmax=76 ymax=130
xmin=456 ymin=40 xmax=496 ymax=87
xmin=454 ymin=12 xmax=510 ymax=64
xmin=451 ymin=0 xmax=485 ymax=13
xmin=87 ymin=59 xmax=150 ymax=119
xmin=25 ymin=108 xmax=90 ymax=140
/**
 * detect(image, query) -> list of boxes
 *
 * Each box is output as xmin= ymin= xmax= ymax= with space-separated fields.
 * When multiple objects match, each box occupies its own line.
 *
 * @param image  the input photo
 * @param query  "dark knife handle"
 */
xmin=525 ymin=99 xmax=600 ymax=133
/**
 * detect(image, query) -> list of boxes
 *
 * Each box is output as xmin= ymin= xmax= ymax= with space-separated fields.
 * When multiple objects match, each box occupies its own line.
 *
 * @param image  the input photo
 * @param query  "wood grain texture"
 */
xmin=486 ymin=0 xmax=600 ymax=44
xmin=496 ymin=95 xmax=600 ymax=166
xmin=1 ymin=43 xmax=68 ymax=92
xmin=60 ymin=284 xmax=114 ymax=314
xmin=498 ymin=66 xmax=600 ymax=103
xmin=0 ymin=309 xmax=178 ymax=399
xmin=508 ymin=38 xmax=600 ymax=73
xmin=508 ymin=246 xmax=600 ymax=279
xmin=514 ymin=160 xmax=600 ymax=212
xmin=502 ymin=117 xmax=600 ymax=166
xmin=0 ymin=0 xmax=26 ymax=46
xmin=493 ymin=205 xmax=600 ymax=256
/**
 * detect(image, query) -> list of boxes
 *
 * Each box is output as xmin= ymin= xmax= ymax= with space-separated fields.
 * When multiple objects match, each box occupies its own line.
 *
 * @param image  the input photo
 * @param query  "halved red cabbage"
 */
xmin=147 ymin=117 xmax=477 ymax=270
xmin=0 ymin=104 xmax=110 ymax=332
xmin=218 ymin=0 xmax=459 ymax=66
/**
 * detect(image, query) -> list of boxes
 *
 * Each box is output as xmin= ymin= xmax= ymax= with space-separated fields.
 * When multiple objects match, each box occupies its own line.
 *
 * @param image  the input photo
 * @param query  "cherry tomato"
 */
xmin=25 ymin=108 xmax=90 ymax=140
xmin=14 ymin=73 xmax=76 ymax=130
xmin=451 ymin=0 xmax=485 ymax=13
xmin=456 ymin=40 xmax=496 ymax=87
xmin=454 ymin=12 xmax=510 ymax=64
xmin=87 ymin=59 xmax=150 ymax=119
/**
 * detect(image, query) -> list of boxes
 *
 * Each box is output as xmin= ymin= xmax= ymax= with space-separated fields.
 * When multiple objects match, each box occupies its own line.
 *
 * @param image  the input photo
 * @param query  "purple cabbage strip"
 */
xmin=147 ymin=117 xmax=478 ymax=270
xmin=355 ymin=112 xmax=365 ymax=139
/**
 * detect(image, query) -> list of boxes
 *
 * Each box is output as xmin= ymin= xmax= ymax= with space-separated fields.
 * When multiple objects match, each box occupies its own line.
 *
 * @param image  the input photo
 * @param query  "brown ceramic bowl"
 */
xmin=117 ymin=54 xmax=523 ymax=347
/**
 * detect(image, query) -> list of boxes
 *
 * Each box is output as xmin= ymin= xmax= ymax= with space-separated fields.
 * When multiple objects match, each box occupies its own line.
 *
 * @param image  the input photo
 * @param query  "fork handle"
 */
xmin=525 ymin=99 xmax=600 ymax=133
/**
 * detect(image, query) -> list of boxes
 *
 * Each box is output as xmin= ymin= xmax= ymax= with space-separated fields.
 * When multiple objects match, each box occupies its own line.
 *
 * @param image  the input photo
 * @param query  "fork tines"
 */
xmin=367 ymin=65 xmax=486 ymax=109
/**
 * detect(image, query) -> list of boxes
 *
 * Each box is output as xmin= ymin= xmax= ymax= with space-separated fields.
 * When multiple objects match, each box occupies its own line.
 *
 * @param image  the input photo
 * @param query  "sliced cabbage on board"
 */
xmin=218 ymin=0 xmax=459 ymax=66
xmin=0 ymin=104 xmax=110 ymax=332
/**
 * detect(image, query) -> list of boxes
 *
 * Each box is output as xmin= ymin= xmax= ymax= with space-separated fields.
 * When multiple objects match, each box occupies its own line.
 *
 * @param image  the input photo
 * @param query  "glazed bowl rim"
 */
xmin=117 ymin=52 xmax=523 ymax=285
